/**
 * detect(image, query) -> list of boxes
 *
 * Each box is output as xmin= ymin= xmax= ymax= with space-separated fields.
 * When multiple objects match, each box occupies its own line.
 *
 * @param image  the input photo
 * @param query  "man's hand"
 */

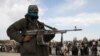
xmin=52 ymin=28 xmax=58 ymax=33
xmin=23 ymin=35 xmax=32 ymax=42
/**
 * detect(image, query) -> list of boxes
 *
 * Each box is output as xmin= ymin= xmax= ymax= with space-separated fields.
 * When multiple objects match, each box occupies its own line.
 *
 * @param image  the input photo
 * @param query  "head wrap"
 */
xmin=25 ymin=5 xmax=39 ymax=19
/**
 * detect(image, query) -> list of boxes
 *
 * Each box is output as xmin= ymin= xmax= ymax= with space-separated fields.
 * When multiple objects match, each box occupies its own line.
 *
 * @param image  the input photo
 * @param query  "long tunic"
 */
xmin=7 ymin=18 xmax=55 ymax=56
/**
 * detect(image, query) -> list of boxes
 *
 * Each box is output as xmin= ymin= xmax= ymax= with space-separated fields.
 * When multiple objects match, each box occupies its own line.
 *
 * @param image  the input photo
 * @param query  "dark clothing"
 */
xmin=7 ymin=18 xmax=55 ymax=56
xmin=91 ymin=45 xmax=97 ymax=56
xmin=71 ymin=45 xmax=78 ymax=56
xmin=80 ymin=46 xmax=89 ymax=55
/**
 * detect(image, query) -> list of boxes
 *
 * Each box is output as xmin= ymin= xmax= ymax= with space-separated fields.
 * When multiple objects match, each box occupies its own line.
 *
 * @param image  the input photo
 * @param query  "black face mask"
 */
xmin=25 ymin=11 xmax=38 ymax=19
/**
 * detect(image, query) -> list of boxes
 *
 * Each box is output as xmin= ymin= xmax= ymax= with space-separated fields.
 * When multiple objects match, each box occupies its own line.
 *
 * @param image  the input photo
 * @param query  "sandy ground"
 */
xmin=0 ymin=52 xmax=55 ymax=56
xmin=0 ymin=52 xmax=20 ymax=56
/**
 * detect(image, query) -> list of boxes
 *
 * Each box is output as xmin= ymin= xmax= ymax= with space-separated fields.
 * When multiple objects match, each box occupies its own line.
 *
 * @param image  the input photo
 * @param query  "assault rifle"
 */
xmin=21 ymin=19 xmax=82 ymax=45
xmin=23 ymin=28 xmax=82 ymax=35
xmin=23 ymin=24 xmax=82 ymax=35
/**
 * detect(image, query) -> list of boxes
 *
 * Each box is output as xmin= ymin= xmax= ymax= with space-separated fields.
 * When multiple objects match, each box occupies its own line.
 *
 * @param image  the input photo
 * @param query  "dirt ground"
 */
xmin=0 ymin=52 xmax=20 ymax=56
xmin=0 ymin=52 xmax=55 ymax=56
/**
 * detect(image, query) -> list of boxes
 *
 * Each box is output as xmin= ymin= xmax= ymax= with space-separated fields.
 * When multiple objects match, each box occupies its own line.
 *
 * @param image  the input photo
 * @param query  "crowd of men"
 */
xmin=49 ymin=38 xmax=100 ymax=56
xmin=0 ymin=38 xmax=100 ymax=56
xmin=0 ymin=45 xmax=14 ymax=52
xmin=0 ymin=40 xmax=19 ymax=53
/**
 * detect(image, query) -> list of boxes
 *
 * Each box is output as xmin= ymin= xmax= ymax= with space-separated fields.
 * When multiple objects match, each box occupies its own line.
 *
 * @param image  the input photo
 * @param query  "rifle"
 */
xmin=23 ymin=28 xmax=82 ymax=35
xmin=23 ymin=18 xmax=82 ymax=45
xmin=22 ymin=23 xmax=82 ymax=45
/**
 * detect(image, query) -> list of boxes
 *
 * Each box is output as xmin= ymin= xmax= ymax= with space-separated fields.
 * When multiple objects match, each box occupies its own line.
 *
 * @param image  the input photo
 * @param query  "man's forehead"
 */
xmin=28 ymin=5 xmax=38 ymax=12
xmin=29 ymin=5 xmax=38 ymax=9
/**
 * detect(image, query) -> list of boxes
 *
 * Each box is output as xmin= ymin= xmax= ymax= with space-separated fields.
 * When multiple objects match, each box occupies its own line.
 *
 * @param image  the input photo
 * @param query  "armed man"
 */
xmin=7 ymin=5 xmax=56 ymax=56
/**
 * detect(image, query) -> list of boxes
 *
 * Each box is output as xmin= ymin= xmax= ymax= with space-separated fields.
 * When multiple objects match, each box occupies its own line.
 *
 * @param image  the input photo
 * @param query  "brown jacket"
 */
xmin=7 ymin=18 xmax=55 ymax=56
